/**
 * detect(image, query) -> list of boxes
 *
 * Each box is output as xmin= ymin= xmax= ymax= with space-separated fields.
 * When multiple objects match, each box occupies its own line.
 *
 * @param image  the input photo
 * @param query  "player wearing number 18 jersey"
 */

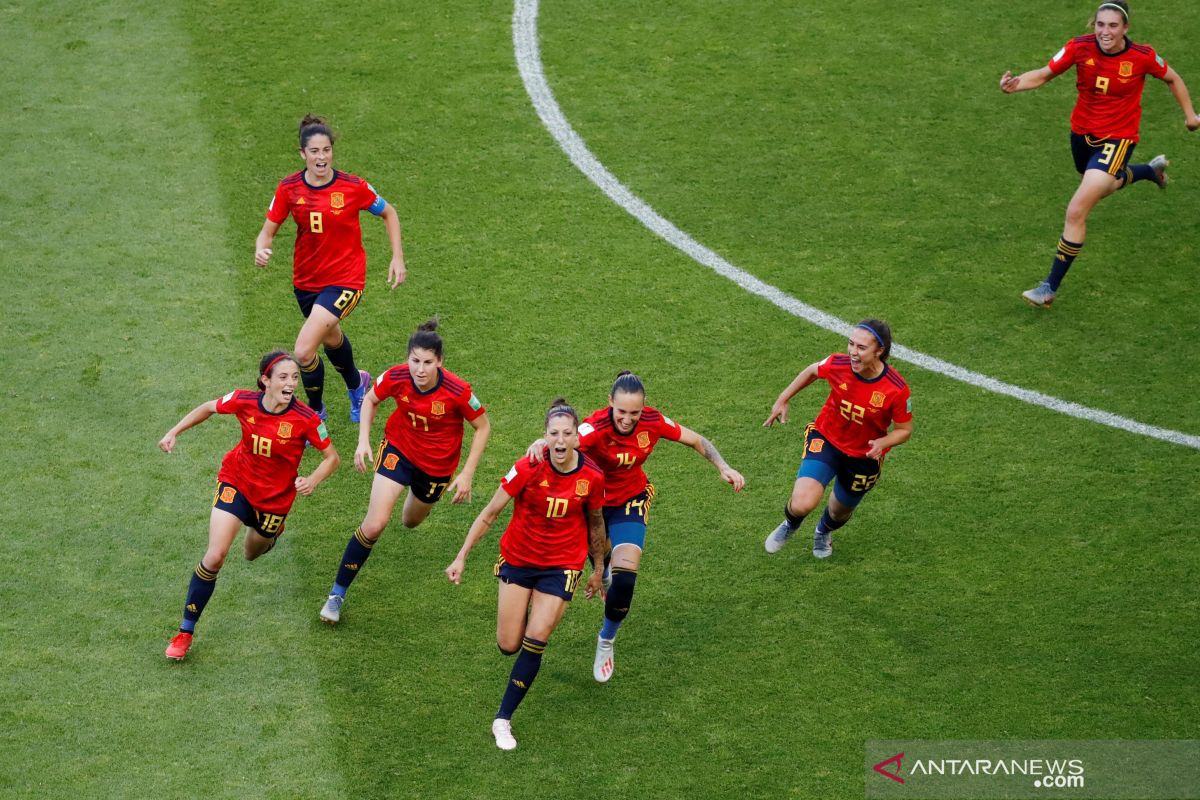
xmin=158 ymin=352 xmax=340 ymax=661
xmin=764 ymin=320 xmax=912 ymax=560
xmin=318 ymin=320 xmax=491 ymax=625
xmin=447 ymin=400 xmax=608 ymax=750
xmin=254 ymin=115 xmax=408 ymax=422
xmin=999 ymin=1 xmax=1200 ymax=307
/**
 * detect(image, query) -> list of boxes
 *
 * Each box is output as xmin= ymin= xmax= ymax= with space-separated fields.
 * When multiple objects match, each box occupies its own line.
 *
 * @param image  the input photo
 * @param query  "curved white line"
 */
xmin=512 ymin=0 xmax=1200 ymax=451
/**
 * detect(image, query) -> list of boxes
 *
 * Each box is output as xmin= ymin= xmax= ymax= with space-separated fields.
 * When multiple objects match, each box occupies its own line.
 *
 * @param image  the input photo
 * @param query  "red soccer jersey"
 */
xmin=498 ymin=452 xmax=606 ymax=570
xmin=577 ymin=405 xmax=682 ymax=506
xmin=214 ymin=390 xmax=331 ymax=515
xmin=1048 ymin=35 xmax=1168 ymax=141
xmin=811 ymin=355 xmax=912 ymax=459
xmin=374 ymin=366 xmax=486 ymax=477
xmin=266 ymin=170 xmax=383 ymax=292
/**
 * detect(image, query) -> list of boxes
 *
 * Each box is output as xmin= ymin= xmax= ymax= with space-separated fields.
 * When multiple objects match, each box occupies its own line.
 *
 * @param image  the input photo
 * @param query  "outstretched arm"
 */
xmin=158 ymin=400 xmax=219 ymax=453
xmin=445 ymin=486 xmax=511 ymax=584
xmin=999 ymin=65 xmax=1054 ymax=93
xmin=1159 ymin=67 xmax=1200 ymax=130
xmin=676 ymin=425 xmax=745 ymax=492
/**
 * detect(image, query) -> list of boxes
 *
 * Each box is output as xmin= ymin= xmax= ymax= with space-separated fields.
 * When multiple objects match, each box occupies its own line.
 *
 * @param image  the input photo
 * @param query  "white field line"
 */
xmin=512 ymin=0 xmax=1200 ymax=451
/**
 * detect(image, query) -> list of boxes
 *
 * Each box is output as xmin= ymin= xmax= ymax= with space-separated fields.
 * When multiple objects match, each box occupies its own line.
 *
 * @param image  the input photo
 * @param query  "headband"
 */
xmin=1097 ymin=2 xmax=1128 ymax=21
xmin=855 ymin=323 xmax=884 ymax=348
xmin=261 ymin=353 xmax=293 ymax=378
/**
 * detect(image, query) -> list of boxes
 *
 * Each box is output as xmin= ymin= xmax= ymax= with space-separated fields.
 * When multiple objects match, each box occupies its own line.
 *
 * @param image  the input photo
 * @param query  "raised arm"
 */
xmin=999 ymin=65 xmax=1055 ymax=93
xmin=158 ymin=400 xmax=219 ymax=453
xmin=1158 ymin=67 xmax=1200 ymax=130
xmin=446 ymin=485 xmax=512 ymax=584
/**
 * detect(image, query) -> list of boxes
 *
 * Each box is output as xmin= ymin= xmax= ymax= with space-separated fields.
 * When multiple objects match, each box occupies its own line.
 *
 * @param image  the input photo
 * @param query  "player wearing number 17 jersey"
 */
xmin=254 ymin=114 xmax=408 ymax=422
xmin=999 ymin=1 xmax=1200 ymax=308
xmin=318 ymin=320 xmax=491 ymax=625
xmin=763 ymin=320 xmax=912 ymax=560
xmin=158 ymin=352 xmax=340 ymax=661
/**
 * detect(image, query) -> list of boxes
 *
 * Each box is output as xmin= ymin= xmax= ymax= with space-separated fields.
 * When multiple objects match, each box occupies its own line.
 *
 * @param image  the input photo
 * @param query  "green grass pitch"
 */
xmin=2 ymin=1 xmax=1197 ymax=798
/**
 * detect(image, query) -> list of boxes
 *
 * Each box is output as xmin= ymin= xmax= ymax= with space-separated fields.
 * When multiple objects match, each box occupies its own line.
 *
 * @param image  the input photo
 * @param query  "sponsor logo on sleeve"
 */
xmin=469 ymin=393 xmax=482 ymax=411
xmin=1052 ymin=46 xmax=1066 ymax=62
xmin=906 ymin=397 xmax=912 ymax=414
xmin=504 ymin=465 xmax=518 ymax=483
xmin=578 ymin=422 xmax=594 ymax=437
xmin=222 ymin=391 xmax=235 ymax=403
xmin=1156 ymin=54 xmax=1165 ymax=66
xmin=317 ymin=422 xmax=329 ymax=440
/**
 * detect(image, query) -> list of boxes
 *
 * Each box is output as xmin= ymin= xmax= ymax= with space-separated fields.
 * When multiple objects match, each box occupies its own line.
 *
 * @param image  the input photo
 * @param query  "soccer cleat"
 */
xmin=165 ymin=631 xmax=193 ymax=661
xmin=1149 ymin=154 xmax=1170 ymax=189
xmin=348 ymin=370 xmax=371 ymax=423
xmin=319 ymin=594 xmax=344 ymax=624
xmin=1021 ymin=281 xmax=1056 ymax=308
xmin=813 ymin=529 xmax=833 ymax=559
xmin=764 ymin=521 xmax=795 ymax=554
xmin=593 ymin=636 xmax=615 ymax=683
xmin=492 ymin=718 xmax=517 ymax=751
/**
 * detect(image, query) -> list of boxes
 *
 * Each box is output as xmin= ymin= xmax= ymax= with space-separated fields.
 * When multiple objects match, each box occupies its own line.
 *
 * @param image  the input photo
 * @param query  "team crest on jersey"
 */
xmin=870 ymin=392 xmax=886 ymax=408
xmin=575 ymin=479 xmax=590 ymax=496
xmin=431 ymin=401 xmax=446 ymax=416
xmin=277 ymin=422 xmax=293 ymax=438
xmin=637 ymin=431 xmax=650 ymax=449
xmin=330 ymin=192 xmax=345 ymax=209
xmin=809 ymin=438 xmax=824 ymax=454
xmin=1119 ymin=61 xmax=1133 ymax=77
xmin=384 ymin=453 xmax=399 ymax=470
xmin=220 ymin=486 xmax=238 ymax=504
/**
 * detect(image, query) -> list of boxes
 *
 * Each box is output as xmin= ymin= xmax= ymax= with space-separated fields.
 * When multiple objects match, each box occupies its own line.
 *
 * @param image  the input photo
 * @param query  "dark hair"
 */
xmin=545 ymin=397 xmax=579 ymax=428
xmin=406 ymin=318 xmax=444 ymax=358
xmin=610 ymin=370 xmax=645 ymax=398
xmin=1090 ymin=1 xmax=1129 ymax=27
xmin=854 ymin=319 xmax=893 ymax=362
xmin=257 ymin=350 xmax=296 ymax=390
xmin=299 ymin=114 xmax=335 ymax=150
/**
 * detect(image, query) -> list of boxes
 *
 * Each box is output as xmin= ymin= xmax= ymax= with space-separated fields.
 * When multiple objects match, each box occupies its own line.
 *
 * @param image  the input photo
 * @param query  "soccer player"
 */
xmin=158 ymin=352 xmax=340 ymax=661
xmin=254 ymin=115 xmax=407 ymax=420
xmin=527 ymin=371 xmax=745 ymax=685
xmin=762 ymin=320 xmax=912 ymax=559
xmin=999 ymin=1 xmax=1200 ymax=307
xmin=318 ymin=319 xmax=491 ymax=624
xmin=446 ymin=399 xmax=608 ymax=751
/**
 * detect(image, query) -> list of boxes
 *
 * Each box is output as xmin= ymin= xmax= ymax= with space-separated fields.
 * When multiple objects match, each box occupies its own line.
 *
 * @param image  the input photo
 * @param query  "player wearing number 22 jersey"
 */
xmin=764 ymin=320 xmax=912 ymax=560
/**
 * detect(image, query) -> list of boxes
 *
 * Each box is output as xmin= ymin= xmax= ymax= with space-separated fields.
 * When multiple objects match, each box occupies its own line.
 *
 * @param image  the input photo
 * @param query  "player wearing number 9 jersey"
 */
xmin=446 ymin=400 xmax=608 ymax=750
xmin=318 ymin=320 xmax=491 ymax=625
xmin=999 ymin=1 xmax=1200 ymax=308
xmin=763 ymin=320 xmax=912 ymax=560
xmin=254 ymin=115 xmax=408 ymax=422
xmin=158 ymin=352 xmax=340 ymax=661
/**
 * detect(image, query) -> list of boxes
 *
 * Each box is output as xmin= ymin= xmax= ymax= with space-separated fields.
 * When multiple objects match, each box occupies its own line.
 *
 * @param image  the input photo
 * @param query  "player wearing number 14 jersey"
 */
xmin=998 ymin=1 xmax=1200 ymax=308
xmin=254 ymin=114 xmax=409 ymax=422
xmin=763 ymin=320 xmax=912 ymax=560
xmin=318 ymin=320 xmax=491 ymax=625
xmin=158 ymin=352 xmax=339 ymax=661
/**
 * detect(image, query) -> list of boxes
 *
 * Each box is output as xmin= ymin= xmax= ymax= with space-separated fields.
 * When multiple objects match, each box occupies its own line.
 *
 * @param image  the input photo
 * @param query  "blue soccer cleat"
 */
xmin=348 ymin=370 xmax=371 ymax=423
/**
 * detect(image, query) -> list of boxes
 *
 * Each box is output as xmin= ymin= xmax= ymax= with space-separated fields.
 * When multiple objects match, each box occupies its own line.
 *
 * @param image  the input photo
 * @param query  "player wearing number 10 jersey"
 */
xmin=763 ymin=320 xmax=912 ymax=560
xmin=318 ymin=320 xmax=491 ymax=625
xmin=999 ymin=1 xmax=1200 ymax=308
xmin=158 ymin=352 xmax=339 ymax=661
xmin=254 ymin=115 xmax=408 ymax=422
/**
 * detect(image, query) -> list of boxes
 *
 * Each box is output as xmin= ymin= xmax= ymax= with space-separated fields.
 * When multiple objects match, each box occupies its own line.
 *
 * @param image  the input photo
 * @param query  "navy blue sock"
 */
xmin=600 ymin=568 xmax=637 ymax=640
xmin=815 ymin=509 xmax=850 ymax=534
xmin=1046 ymin=237 xmax=1083 ymax=292
xmin=181 ymin=562 xmax=219 ymax=633
xmin=783 ymin=503 xmax=805 ymax=532
xmin=332 ymin=528 xmax=375 ymax=596
xmin=324 ymin=334 xmax=361 ymax=391
xmin=300 ymin=355 xmax=325 ymax=411
xmin=497 ymin=636 xmax=546 ymax=720
xmin=1128 ymin=163 xmax=1156 ymax=184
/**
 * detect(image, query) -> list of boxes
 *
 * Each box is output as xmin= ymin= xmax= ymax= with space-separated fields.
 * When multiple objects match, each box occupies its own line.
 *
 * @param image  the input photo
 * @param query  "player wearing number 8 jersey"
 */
xmin=763 ymin=320 xmax=912 ymax=560
xmin=254 ymin=115 xmax=408 ymax=421
xmin=447 ymin=399 xmax=608 ymax=750
xmin=999 ymin=1 xmax=1200 ymax=307
xmin=318 ymin=320 xmax=491 ymax=625
xmin=158 ymin=352 xmax=340 ymax=661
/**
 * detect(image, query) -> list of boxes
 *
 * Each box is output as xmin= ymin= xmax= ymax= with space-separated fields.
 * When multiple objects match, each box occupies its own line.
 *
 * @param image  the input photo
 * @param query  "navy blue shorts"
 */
xmin=794 ymin=425 xmax=881 ymax=508
xmin=1070 ymin=132 xmax=1135 ymax=177
xmin=212 ymin=481 xmax=287 ymax=538
xmin=373 ymin=440 xmax=452 ymax=504
xmin=602 ymin=485 xmax=656 ymax=550
xmin=293 ymin=285 xmax=363 ymax=320
xmin=494 ymin=556 xmax=583 ymax=601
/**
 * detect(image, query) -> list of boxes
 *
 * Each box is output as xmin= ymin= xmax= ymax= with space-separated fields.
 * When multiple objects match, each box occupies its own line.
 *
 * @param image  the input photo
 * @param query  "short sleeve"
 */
xmin=266 ymin=183 xmax=290 ymax=224
xmin=815 ymin=354 xmax=836 ymax=381
xmin=577 ymin=420 xmax=598 ymax=448
xmin=1047 ymin=40 xmax=1077 ymax=76
xmin=460 ymin=385 xmax=486 ymax=421
xmin=1146 ymin=47 xmax=1168 ymax=80
xmin=356 ymin=178 xmax=382 ymax=211
xmin=215 ymin=390 xmax=240 ymax=415
xmin=305 ymin=416 xmax=332 ymax=449
xmin=500 ymin=459 xmax=532 ymax=497
xmin=891 ymin=387 xmax=913 ymax=425
xmin=654 ymin=411 xmax=683 ymax=442
xmin=373 ymin=368 xmax=402 ymax=401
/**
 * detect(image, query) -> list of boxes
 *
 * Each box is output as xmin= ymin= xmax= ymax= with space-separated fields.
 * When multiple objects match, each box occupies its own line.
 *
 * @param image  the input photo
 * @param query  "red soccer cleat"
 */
xmin=165 ymin=631 xmax=193 ymax=661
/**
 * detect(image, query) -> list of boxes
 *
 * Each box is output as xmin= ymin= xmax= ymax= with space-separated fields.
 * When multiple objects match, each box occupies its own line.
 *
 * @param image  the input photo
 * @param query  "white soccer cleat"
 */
xmin=812 ymin=529 xmax=833 ymax=559
xmin=1021 ymin=281 xmax=1056 ymax=308
xmin=593 ymin=636 xmax=615 ymax=683
xmin=1149 ymin=154 xmax=1169 ymax=189
xmin=319 ymin=594 xmax=344 ymax=624
xmin=764 ymin=521 xmax=794 ymax=554
xmin=492 ymin=718 xmax=517 ymax=750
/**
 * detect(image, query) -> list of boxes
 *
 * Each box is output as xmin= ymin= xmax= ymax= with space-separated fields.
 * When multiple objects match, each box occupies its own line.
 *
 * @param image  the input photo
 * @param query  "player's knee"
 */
xmin=359 ymin=519 xmax=387 ymax=539
xmin=787 ymin=496 xmax=818 ymax=517
xmin=605 ymin=568 xmax=637 ymax=622
xmin=203 ymin=550 xmax=229 ymax=571
xmin=497 ymin=636 xmax=521 ymax=656
xmin=400 ymin=516 xmax=422 ymax=530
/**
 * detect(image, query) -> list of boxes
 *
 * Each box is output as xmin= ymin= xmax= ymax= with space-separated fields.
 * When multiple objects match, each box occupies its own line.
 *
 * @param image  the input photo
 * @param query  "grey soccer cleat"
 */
xmin=1149 ymin=154 xmax=1169 ymax=189
xmin=1022 ymin=281 xmax=1056 ymax=308
xmin=812 ymin=529 xmax=833 ymax=559
xmin=319 ymin=594 xmax=344 ymax=624
xmin=764 ymin=521 xmax=795 ymax=554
